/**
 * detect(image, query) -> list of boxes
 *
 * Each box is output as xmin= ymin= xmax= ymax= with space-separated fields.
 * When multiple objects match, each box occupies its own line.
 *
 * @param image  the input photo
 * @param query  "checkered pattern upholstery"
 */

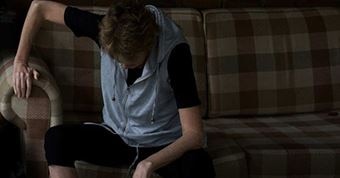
xmin=205 ymin=110 xmax=340 ymax=177
xmin=204 ymin=8 xmax=340 ymax=117
xmin=0 ymin=56 xmax=62 ymax=178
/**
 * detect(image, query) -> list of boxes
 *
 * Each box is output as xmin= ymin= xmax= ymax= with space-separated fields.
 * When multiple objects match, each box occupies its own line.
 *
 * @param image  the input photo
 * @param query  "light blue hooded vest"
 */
xmin=100 ymin=5 xmax=187 ymax=147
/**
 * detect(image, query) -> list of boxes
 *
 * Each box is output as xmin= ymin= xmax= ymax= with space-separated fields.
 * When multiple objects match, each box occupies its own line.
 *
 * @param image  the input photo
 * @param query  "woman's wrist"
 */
xmin=13 ymin=59 xmax=28 ymax=65
xmin=139 ymin=160 xmax=154 ymax=172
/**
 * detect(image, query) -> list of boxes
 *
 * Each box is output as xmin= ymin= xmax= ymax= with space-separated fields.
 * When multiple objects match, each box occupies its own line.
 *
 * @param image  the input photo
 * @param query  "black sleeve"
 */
xmin=168 ymin=43 xmax=201 ymax=109
xmin=64 ymin=6 xmax=104 ymax=46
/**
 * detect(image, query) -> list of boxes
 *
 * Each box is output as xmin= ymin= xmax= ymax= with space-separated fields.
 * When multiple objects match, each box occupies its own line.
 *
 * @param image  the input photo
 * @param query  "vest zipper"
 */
xmin=123 ymin=87 xmax=130 ymax=134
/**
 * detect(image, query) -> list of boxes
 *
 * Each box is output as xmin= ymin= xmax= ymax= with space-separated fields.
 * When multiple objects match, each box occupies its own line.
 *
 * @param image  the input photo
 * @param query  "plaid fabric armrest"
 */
xmin=0 ymin=55 xmax=62 ymax=128
xmin=0 ymin=55 xmax=62 ymax=178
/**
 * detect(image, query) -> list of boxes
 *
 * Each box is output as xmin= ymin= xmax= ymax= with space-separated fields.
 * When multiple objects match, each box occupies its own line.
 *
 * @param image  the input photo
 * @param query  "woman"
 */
xmin=12 ymin=0 xmax=215 ymax=177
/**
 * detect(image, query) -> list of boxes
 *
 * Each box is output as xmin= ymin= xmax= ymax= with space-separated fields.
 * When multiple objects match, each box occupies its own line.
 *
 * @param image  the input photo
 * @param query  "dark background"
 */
xmin=0 ymin=0 xmax=29 ymax=51
xmin=0 ymin=2 xmax=28 ymax=178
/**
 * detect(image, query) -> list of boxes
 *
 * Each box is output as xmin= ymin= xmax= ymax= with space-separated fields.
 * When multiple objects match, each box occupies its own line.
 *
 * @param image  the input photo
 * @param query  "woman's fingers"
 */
xmin=26 ymin=72 xmax=32 ymax=98
xmin=33 ymin=69 xmax=39 ymax=80
xmin=13 ymin=73 xmax=17 ymax=95
xmin=14 ymin=73 xmax=20 ymax=97
xmin=20 ymin=72 xmax=26 ymax=98
xmin=16 ymin=72 xmax=21 ymax=98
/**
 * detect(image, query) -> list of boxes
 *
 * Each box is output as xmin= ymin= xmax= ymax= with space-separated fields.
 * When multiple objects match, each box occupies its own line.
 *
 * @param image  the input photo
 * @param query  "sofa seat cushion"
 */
xmin=205 ymin=126 xmax=248 ymax=178
xmin=205 ymin=111 xmax=340 ymax=177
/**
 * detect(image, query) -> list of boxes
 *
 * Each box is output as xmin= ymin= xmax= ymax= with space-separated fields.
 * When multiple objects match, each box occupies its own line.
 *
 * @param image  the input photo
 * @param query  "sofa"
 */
xmin=1 ymin=4 xmax=340 ymax=178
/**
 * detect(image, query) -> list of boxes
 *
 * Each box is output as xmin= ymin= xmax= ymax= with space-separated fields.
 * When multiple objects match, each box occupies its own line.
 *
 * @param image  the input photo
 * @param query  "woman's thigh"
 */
xmin=156 ymin=148 xmax=215 ymax=178
xmin=44 ymin=123 xmax=136 ymax=167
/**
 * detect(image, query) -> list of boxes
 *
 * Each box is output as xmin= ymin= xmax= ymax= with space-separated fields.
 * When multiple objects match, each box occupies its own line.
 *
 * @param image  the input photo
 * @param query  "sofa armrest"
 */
xmin=0 ymin=55 xmax=62 ymax=129
xmin=0 ymin=55 xmax=63 ymax=177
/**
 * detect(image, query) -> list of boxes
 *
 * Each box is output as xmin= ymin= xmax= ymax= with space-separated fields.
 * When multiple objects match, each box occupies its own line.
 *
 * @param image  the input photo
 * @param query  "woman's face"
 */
xmin=116 ymin=50 xmax=149 ymax=69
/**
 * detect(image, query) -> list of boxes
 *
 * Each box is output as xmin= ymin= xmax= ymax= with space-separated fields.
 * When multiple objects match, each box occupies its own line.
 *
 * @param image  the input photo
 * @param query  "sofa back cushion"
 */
xmin=204 ymin=7 xmax=340 ymax=117
xmin=33 ymin=7 xmax=207 ymax=116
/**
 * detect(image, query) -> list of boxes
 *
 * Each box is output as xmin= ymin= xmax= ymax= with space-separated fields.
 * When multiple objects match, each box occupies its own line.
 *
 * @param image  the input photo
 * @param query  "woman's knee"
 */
xmin=182 ymin=149 xmax=211 ymax=163
xmin=180 ymin=149 xmax=215 ymax=178
xmin=44 ymin=125 xmax=69 ymax=148
xmin=44 ymin=125 xmax=78 ymax=167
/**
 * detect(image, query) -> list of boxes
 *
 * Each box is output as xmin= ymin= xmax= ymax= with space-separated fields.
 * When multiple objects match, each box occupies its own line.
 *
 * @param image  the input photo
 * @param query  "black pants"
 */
xmin=44 ymin=124 xmax=215 ymax=178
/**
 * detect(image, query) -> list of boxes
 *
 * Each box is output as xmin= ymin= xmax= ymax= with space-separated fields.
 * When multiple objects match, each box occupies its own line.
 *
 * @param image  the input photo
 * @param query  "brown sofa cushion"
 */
xmin=204 ymin=7 xmax=340 ymax=117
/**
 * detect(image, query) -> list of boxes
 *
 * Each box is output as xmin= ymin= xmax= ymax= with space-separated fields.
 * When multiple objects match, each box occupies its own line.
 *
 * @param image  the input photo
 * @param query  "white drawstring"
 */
xmin=127 ymin=145 xmax=140 ymax=178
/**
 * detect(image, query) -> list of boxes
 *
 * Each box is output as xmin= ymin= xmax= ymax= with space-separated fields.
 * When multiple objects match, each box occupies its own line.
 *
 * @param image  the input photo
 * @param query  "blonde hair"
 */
xmin=99 ymin=0 xmax=159 ymax=61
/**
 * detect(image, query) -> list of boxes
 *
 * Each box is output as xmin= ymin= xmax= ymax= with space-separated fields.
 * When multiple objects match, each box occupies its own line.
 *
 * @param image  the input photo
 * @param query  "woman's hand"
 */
xmin=12 ymin=61 xmax=40 ymax=98
xmin=133 ymin=160 xmax=154 ymax=178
